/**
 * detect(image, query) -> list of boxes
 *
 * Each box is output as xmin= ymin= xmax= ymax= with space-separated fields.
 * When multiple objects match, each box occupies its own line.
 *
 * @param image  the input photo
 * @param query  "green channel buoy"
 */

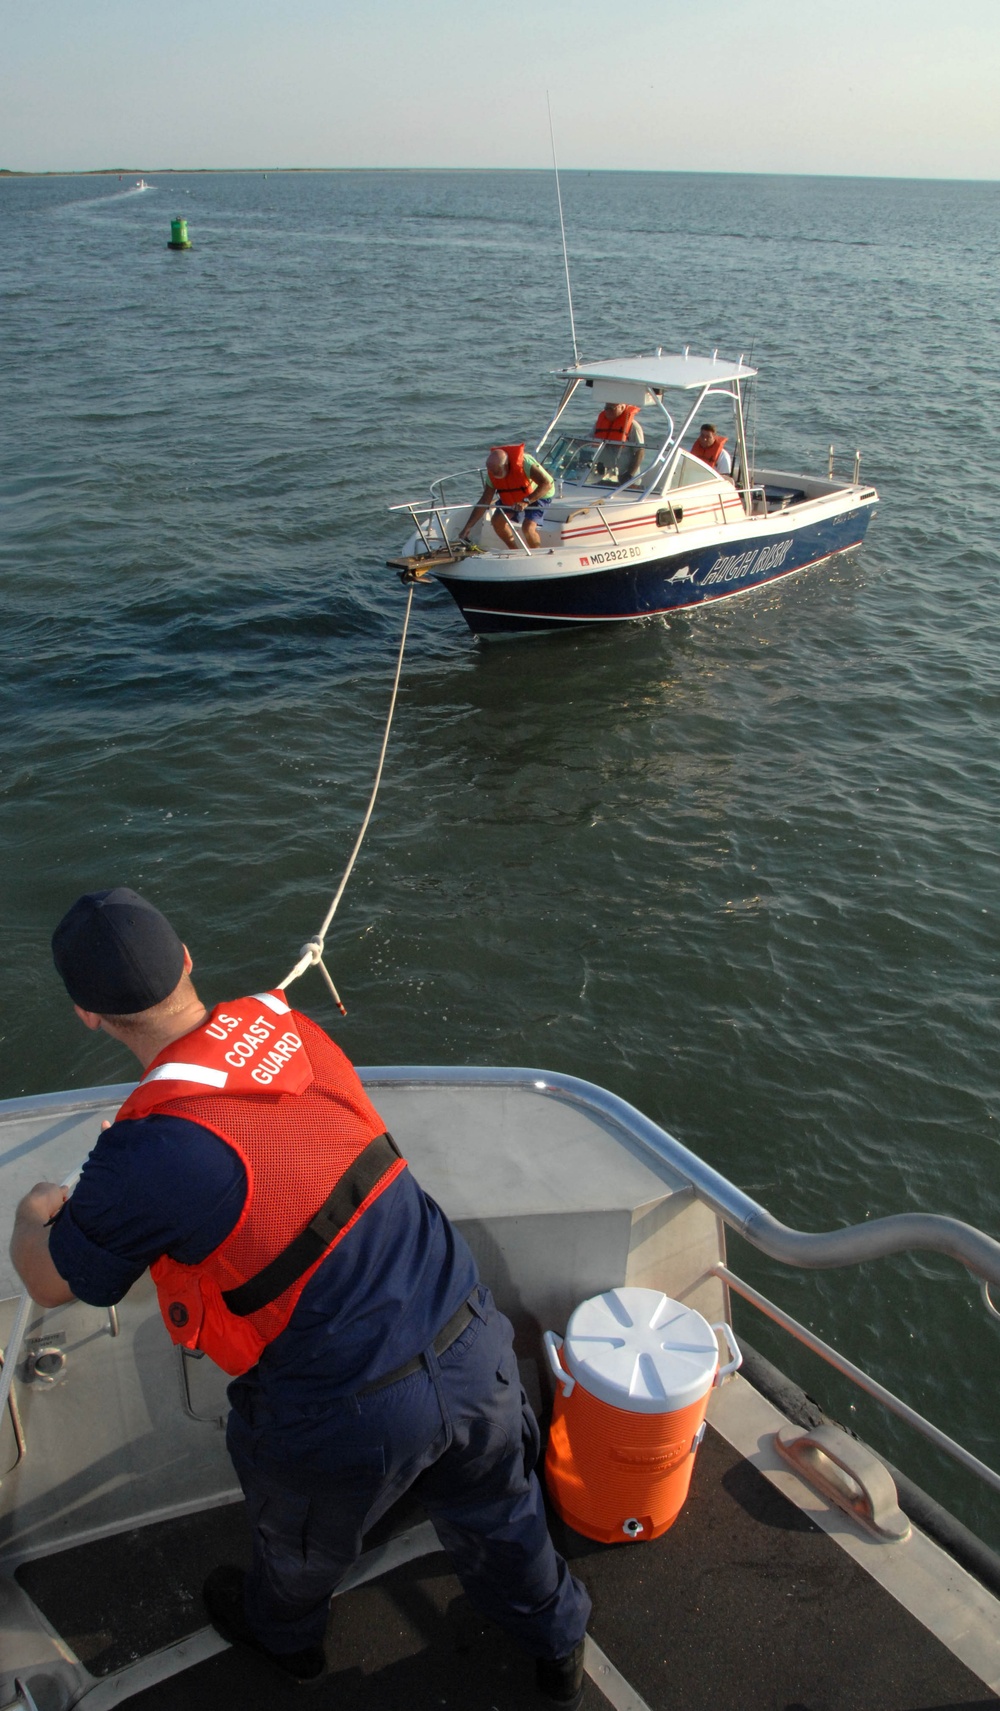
xmin=167 ymin=217 xmax=192 ymax=251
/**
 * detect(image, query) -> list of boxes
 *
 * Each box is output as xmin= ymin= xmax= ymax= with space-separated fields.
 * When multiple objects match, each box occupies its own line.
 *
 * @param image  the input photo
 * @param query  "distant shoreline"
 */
xmin=1 ymin=166 xmax=996 ymax=184
xmin=1 ymin=166 xmax=467 ymax=178
xmin=4 ymin=167 xmax=592 ymax=178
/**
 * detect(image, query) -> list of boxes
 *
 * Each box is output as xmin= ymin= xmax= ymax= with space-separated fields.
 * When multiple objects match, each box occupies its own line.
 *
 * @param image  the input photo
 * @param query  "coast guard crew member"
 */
xmin=11 ymin=888 xmax=590 ymax=1704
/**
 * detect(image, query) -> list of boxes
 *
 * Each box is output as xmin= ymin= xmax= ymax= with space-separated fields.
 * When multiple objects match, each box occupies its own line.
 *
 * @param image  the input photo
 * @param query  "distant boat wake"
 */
xmin=47 ymin=184 xmax=156 ymax=217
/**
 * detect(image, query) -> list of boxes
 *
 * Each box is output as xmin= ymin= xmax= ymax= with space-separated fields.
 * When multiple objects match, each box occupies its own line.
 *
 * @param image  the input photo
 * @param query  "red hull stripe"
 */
xmin=561 ymin=502 xmax=739 ymax=540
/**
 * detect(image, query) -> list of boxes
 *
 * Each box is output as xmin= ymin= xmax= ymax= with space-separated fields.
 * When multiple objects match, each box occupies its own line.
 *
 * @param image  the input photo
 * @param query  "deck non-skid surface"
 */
xmin=15 ymin=1429 xmax=997 ymax=1711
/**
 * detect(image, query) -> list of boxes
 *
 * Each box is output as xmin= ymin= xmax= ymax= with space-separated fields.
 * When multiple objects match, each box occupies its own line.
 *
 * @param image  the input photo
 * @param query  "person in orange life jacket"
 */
xmin=458 ymin=444 xmax=555 ymax=550
xmin=12 ymin=889 xmax=590 ymax=1705
xmin=593 ymin=401 xmax=645 ymax=480
xmin=592 ymin=401 xmax=644 ymax=447
xmin=690 ymin=422 xmax=733 ymax=476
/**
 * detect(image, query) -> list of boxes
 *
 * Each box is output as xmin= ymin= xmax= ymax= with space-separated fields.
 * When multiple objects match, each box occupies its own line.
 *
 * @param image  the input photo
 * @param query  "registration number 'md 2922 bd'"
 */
xmin=578 ymin=546 xmax=643 ymax=567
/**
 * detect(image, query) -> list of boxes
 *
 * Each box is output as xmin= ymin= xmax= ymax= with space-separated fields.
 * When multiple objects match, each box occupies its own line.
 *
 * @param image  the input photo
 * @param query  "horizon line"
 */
xmin=2 ymin=165 xmax=998 ymax=186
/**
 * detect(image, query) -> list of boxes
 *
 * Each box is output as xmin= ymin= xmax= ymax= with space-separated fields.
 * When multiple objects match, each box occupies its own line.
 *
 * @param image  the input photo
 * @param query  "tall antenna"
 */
xmin=547 ymin=92 xmax=579 ymax=366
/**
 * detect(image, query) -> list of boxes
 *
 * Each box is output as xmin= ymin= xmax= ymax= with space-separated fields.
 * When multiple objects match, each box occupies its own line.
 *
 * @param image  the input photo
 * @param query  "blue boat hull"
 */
xmin=435 ymin=502 xmax=875 ymax=637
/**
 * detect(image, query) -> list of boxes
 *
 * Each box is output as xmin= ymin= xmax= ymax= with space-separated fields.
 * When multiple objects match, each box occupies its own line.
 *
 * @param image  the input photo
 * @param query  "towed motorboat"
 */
xmin=389 ymin=349 xmax=878 ymax=638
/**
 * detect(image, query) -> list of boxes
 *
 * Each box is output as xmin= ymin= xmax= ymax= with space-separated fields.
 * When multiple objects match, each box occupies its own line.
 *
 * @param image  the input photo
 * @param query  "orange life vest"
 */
xmin=489 ymin=443 xmax=535 ymax=507
xmin=114 ymin=992 xmax=406 ymax=1376
xmin=690 ymin=432 xmax=728 ymax=470
xmin=593 ymin=405 xmax=640 ymax=442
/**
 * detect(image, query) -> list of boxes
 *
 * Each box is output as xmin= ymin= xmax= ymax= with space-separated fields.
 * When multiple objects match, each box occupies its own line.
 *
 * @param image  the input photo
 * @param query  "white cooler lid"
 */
xmin=563 ymin=1287 xmax=719 ymax=1414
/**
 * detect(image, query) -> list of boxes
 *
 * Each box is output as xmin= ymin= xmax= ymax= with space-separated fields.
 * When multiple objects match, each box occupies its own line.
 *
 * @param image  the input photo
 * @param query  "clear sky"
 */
xmin=2 ymin=0 xmax=998 ymax=180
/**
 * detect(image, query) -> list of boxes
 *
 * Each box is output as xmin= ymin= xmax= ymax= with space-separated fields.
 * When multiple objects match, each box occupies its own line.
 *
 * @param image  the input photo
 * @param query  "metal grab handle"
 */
xmin=776 ymin=1423 xmax=911 ymax=1543
xmin=543 ymin=1330 xmax=575 ymax=1398
xmin=0 ymin=1293 xmax=33 ymax=1423
xmin=711 ymin=1320 xmax=743 ymax=1385
xmin=979 ymin=1278 xmax=1000 ymax=1322
xmin=0 ymin=1679 xmax=40 ymax=1711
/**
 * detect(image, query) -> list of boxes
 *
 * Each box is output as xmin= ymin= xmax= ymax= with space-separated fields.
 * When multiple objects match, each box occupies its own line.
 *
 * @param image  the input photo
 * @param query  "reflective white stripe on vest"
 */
xmin=253 ymin=992 xmax=291 ymax=1015
xmin=142 ymin=1061 xmax=229 ymax=1089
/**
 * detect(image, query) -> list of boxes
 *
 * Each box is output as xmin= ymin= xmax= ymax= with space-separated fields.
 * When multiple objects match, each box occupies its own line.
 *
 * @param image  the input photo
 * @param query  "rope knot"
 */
xmin=300 ymin=937 xmax=325 ymax=966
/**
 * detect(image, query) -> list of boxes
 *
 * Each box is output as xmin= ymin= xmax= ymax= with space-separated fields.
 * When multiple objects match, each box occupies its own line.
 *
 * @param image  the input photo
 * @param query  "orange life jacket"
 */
xmin=593 ymin=405 xmax=640 ymax=442
xmin=114 ymin=992 xmax=406 ymax=1376
xmin=690 ymin=432 xmax=728 ymax=470
xmin=489 ymin=443 xmax=535 ymax=506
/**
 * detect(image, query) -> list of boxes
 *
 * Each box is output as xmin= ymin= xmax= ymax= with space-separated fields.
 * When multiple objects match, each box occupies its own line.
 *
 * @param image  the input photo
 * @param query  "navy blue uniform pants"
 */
xmin=226 ymin=1286 xmax=590 ymax=1659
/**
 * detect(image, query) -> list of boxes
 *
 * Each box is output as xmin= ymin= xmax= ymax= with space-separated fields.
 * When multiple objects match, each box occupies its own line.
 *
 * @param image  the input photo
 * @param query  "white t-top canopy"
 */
xmin=556 ymin=350 xmax=757 ymax=392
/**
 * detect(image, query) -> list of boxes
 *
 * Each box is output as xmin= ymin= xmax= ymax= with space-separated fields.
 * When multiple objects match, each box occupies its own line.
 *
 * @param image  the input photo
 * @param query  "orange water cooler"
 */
xmin=543 ymin=1287 xmax=741 ymax=1544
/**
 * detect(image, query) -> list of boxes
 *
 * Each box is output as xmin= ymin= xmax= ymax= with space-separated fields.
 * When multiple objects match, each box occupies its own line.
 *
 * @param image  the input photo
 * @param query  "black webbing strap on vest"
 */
xmin=222 ymin=1130 xmax=402 ymax=1319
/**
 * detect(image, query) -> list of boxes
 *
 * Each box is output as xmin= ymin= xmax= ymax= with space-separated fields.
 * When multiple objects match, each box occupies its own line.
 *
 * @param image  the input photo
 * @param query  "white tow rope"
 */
xmin=277 ymin=584 xmax=415 ymax=1013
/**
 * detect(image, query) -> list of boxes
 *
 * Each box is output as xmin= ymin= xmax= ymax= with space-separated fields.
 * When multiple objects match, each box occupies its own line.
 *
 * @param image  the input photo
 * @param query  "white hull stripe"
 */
xmin=253 ymin=991 xmax=291 ymax=1015
xmin=141 ymin=1062 xmax=229 ymax=1089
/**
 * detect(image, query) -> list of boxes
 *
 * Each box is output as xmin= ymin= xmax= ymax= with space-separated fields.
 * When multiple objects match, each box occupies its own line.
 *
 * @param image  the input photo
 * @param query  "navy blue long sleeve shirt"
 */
xmin=49 ymin=1112 xmax=478 ymax=1430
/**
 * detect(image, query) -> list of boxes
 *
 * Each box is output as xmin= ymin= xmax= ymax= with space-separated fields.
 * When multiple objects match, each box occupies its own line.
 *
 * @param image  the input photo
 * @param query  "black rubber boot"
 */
xmin=202 ymin=1564 xmax=327 ymax=1687
xmin=536 ymin=1637 xmax=586 ymax=1707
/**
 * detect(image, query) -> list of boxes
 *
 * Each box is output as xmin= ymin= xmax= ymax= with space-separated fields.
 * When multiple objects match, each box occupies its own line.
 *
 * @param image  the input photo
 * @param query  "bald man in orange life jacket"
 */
xmin=459 ymin=443 xmax=555 ymax=550
xmin=12 ymin=888 xmax=591 ymax=1704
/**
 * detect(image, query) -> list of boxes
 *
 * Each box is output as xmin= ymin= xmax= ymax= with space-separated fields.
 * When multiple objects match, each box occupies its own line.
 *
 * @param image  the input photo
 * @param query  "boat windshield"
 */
xmin=545 ymin=434 xmax=646 ymax=489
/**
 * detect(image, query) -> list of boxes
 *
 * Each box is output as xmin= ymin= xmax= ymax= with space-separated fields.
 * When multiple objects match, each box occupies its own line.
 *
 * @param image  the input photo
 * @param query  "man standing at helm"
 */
xmin=592 ymin=399 xmax=644 ymax=450
xmin=11 ymin=888 xmax=591 ymax=1706
xmin=459 ymin=443 xmax=555 ymax=550
xmin=593 ymin=400 xmax=645 ymax=479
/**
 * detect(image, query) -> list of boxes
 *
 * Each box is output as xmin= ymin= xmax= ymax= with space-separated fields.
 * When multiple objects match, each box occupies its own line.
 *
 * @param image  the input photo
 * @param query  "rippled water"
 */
xmin=2 ymin=169 xmax=999 ymax=1538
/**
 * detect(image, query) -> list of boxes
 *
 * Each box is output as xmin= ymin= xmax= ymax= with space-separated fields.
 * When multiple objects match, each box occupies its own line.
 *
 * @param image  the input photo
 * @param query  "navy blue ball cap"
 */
xmin=52 ymin=887 xmax=185 ymax=1015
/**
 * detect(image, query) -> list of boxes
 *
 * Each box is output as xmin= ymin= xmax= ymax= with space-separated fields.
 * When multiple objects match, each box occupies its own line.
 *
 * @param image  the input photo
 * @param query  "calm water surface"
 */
xmin=1 ymin=169 xmax=999 ymax=1539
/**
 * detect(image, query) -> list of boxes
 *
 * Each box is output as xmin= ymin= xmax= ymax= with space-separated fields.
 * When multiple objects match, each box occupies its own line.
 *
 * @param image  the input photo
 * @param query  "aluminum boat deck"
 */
xmin=2 ymin=1069 xmax=999 ymax=1710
